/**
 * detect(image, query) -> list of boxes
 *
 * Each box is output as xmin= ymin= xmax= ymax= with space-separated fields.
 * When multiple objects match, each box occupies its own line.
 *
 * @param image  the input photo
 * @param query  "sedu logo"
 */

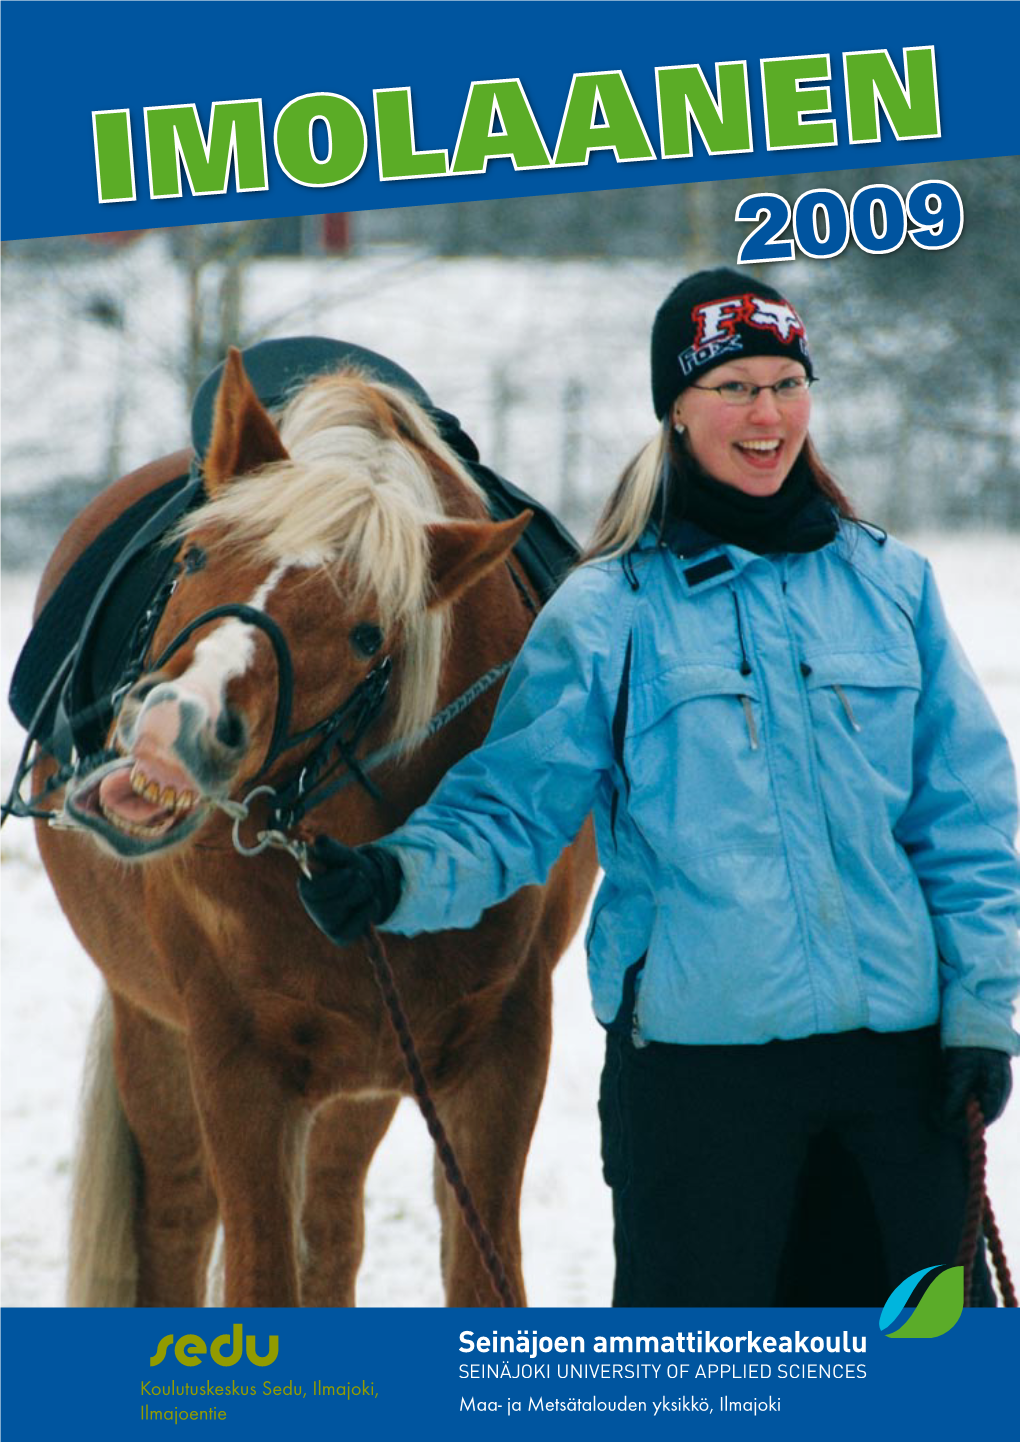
xmin=879 ymin=1265 xmax=964 ymax=1339
xmin=151 ymin=1324 xmax=279 ymax=1367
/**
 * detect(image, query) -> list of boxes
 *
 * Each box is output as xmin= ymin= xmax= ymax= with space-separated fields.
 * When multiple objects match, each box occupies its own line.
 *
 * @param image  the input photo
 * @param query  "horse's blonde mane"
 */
xmin=183 ymin=370 xmax=488 ymax=746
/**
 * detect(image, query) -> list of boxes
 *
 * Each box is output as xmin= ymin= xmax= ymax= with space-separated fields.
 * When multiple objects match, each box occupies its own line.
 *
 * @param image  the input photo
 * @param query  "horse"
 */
xmin=29 ymin=349 xmax=600 ymax=1308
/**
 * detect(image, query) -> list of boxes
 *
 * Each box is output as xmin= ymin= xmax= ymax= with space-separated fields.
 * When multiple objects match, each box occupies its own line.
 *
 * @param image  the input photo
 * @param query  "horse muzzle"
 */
xmin=57 ymin=678 xmax=253 ymax=857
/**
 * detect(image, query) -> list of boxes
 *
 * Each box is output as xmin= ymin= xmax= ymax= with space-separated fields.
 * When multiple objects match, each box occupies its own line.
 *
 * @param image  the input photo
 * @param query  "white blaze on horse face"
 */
xmin=125 ymin=560 xmax=295 ymax=788
xmin=184 ymin=560 xmax=292 ymax=708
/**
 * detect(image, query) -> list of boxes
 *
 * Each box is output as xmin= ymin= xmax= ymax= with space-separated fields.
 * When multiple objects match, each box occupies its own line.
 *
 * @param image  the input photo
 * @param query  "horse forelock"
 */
xmin=179 ymin=371 xmax=486 ymax=747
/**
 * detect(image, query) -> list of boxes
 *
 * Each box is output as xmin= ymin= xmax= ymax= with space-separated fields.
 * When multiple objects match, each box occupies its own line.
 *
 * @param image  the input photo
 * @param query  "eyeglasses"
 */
xmin=688 ymin=376 xmax=815 ymax=406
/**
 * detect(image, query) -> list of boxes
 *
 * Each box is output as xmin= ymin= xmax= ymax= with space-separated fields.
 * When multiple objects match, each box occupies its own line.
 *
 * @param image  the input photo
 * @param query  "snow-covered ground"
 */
xmin=2 ymin=535 xmax=1018 ymax=1308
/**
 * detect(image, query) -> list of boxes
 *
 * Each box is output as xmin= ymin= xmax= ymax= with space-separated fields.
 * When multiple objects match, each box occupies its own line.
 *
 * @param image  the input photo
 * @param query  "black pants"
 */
xmin=599 ymin=1027 xmax=972 ymax=1307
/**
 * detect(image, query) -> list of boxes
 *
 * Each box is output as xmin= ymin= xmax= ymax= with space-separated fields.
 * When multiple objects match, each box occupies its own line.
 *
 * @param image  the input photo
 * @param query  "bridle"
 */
xmin=3 ymin=552 xmax=512 ymax=874
xmin=145 ymin=600 xmax=395 ymax=811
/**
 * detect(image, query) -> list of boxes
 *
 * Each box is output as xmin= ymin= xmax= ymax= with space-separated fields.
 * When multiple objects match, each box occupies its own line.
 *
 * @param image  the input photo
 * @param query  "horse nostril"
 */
xmin=215 ymin=708 xmax=246 ymax=751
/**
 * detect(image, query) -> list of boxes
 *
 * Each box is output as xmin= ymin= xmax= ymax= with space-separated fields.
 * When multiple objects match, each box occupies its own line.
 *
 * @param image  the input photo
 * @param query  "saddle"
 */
xmin=9 ymin=338 xmax=580 ymax=766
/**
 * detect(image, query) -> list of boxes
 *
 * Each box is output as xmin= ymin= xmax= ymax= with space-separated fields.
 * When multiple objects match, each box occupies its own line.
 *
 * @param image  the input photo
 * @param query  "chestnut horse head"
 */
xmin=64 ymin=349 xmax=530 ymax=860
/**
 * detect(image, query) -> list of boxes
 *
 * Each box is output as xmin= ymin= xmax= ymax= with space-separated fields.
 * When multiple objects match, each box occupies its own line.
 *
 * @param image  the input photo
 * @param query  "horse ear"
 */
xmin=203 ymin=347 xmax=289 ymax=492
xmin=426 ymin=511 xmax=534 ymax=608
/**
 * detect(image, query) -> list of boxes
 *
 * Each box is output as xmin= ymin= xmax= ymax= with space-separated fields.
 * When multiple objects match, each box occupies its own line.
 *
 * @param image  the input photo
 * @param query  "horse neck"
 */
xmin=378 ymin=471 xmax=537 ymax=819
xmin=447 ymin=540 xmax=535 ymax=688
xmin=438 ymin=466 xmax=536 ymax=696
xmin=372 ymin=557 xmax=529 ymax=830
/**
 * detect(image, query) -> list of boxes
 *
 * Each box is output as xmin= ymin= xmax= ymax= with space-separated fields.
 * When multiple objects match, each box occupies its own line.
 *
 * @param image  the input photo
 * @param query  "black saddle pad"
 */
xmin=8 ymin=474 xmax=198 ymax=749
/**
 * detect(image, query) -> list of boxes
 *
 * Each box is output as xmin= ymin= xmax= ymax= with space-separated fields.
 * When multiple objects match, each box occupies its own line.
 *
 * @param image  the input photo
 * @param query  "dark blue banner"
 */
xmin=0 ymin=1 xmax=1016 ymax=238
xmin=2 ymin=1306 xmax=1018 ymax=1438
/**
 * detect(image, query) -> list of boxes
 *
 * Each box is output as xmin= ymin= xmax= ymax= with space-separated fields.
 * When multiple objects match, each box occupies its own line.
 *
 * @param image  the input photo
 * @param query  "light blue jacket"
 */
xmin=382 ymin=523 xmax=1020 ymax=1054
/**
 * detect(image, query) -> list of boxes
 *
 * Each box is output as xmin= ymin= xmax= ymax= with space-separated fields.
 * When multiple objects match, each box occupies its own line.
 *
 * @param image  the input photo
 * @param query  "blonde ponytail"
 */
xmin=579 ymin=426 xmax=669 ymax=564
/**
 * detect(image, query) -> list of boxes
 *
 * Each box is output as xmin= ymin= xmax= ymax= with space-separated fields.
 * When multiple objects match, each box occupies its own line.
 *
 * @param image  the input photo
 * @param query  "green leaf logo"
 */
xmin=879 ymin=1265 xmax=964 ymax=1339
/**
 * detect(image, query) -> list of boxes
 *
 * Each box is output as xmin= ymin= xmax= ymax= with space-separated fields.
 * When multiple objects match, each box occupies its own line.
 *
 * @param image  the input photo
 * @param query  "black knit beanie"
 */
xmin=651 ymin=267 xmax=814 ymax=419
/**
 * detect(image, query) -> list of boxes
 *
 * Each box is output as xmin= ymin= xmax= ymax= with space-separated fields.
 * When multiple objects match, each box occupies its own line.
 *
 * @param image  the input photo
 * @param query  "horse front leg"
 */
xmin=107 ymin=994 xmax=219 ymax=1307
xmin=187 ymin=1027 xmax=311 ymax=1308
xmin=433 ymin=971 xmax=553 ymax=1307
xmin=300 ymin=1093 xmax=400 ymax=1306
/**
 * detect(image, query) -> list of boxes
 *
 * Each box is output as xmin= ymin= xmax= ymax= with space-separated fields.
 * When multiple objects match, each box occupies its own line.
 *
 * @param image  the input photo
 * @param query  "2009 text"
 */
xmin=736 ymin=181 xmax=964 ymax=262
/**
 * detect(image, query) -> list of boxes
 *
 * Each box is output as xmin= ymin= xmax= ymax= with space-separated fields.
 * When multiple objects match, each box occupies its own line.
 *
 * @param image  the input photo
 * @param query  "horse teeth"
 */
xmin=128 ymin=766 xmax=197 ymax=814
xmin=100 ymin=798 xmax=159 ymax=837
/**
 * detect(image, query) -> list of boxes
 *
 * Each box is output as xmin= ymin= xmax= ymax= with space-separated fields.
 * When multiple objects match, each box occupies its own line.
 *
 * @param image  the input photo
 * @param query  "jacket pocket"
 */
xmin=803 ymin=647 xmax=922 ymax=814
xmin=624 ymin=664 xmax=775 ymax=858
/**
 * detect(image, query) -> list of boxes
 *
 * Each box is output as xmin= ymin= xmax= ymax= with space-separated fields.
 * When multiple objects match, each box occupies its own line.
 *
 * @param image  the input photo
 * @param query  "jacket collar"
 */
xmin=636 ymin=489 xmax=842 ymax=594
xmin=633 ymin=519 xmax=762 ymax=596
xmin=657 ymin=515 xmax=732 ymax=560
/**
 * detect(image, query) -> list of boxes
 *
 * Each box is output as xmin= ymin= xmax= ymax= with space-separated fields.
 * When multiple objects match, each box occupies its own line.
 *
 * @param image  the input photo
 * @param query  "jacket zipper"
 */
xmin=801 ymin=661 xmax=863 ymax=734
xmin=831 ymin=683 xmax=862 ymax=732
xmin=732 ymin=589 xmax=759 ymax=751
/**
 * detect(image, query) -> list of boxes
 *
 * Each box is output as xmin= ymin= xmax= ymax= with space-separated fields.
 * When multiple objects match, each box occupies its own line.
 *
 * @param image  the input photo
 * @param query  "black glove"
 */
xmin=298 ymin=837 xmax=404 ymax=945
xmin=941 ymin=1047 xmax=1013 ymax=1130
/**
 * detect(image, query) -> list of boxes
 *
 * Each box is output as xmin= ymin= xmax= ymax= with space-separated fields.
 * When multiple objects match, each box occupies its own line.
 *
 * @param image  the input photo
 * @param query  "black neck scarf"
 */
xmin=661 ymin=457 xmax=840 ymax=556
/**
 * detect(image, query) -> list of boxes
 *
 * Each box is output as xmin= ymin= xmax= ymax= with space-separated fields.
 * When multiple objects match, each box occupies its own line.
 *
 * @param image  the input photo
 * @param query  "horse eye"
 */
xmin=182 ymin=546 xmax=207 ymax=573
xmin=350 ymin=623 xmax=383 ymax=657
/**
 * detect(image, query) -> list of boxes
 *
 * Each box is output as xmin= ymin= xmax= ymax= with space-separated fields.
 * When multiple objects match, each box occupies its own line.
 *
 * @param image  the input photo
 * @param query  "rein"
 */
xmin=266 ymin=659 xmax=511 ymax=830
xmin=184 ymin=618 xmax=520 ymax=1305
xmin=363 ymin=923 xmax=520 ymax=1306
xmin=955 ymin=1098 xmax=1017 ymax=1307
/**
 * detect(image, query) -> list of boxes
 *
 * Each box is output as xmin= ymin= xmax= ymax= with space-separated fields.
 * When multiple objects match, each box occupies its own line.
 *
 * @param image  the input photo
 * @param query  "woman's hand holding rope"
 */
xmin=298 ymin=836 xmax=404 ymax=943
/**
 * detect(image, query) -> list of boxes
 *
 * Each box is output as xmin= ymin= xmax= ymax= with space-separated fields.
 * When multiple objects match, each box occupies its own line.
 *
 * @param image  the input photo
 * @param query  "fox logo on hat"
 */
xmin=693 ymin=294 xmax=806 ymax=347
xmin=651 ymin=267 xmax=814 ymax=418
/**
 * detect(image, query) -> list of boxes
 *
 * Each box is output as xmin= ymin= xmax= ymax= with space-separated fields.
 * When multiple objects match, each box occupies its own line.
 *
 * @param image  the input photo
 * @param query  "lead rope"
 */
xmin=955 ymin=1098 xmax=1017 ymax=1307
xmin=363 ymin=924 xmax=520 ymax=1308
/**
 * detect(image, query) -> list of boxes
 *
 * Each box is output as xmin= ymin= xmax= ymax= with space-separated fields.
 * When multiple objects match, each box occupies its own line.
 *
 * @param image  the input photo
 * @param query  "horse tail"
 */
xmin=67 ymin=989 xmax=140 ymax=1306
